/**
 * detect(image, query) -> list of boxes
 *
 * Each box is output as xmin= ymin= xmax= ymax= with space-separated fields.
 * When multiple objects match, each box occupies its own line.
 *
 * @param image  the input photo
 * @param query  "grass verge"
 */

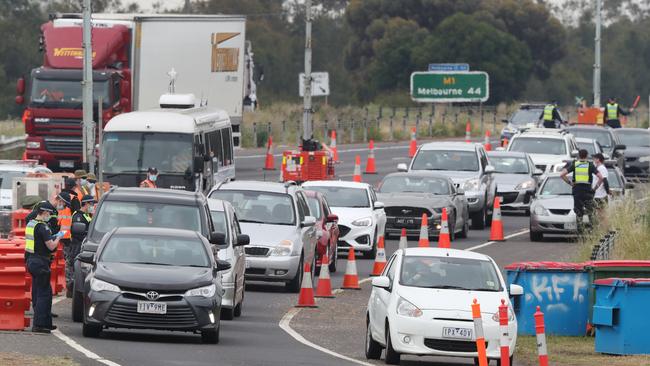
xmin=0 ymin=120 xmax=25 ymax=137
xmin=0 ymin=352 xmax=77 ymax=366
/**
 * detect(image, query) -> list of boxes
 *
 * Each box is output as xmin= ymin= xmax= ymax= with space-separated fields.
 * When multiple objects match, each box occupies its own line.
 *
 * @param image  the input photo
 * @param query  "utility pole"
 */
xmin=82 ymin=0 xmax=95 ymax=173
xmin=301 ymin=0 xmax=313 ymax=142
xmin=593 ymin=0 xmax=602 ymax=107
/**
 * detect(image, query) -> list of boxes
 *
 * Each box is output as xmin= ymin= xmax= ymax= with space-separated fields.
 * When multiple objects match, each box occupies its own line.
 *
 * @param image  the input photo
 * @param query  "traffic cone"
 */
xmin=489 ymin=197 xmax=505 ymax=241
xmin=534 ymin=306 xmax=549 ymax=366
xmin=352 ymin=155 xmax=362 ymax=182
xmin=398 ymin=228 xmax=408 ymax=250
xmin=264 ymin=136 xmax=275 ymax=170
xmin=330 ymin=130 xmax=339 ymax=162
xmin=364 ymin=140 xmax=377 ymax=174
xmin=341 ymin=248 xmax=360 ymax=290
xmin=315 ymin=247 xmax=335 ymax=298
xmin=484 ymin=130 xmax=492 ymax=151
xmin=438 ymin=208 xmax=451 ymax=249
xmin=465 ymin=121 xmax=472 ymax=143
xmin=296 ymin=262 xmax=317 ymax=308
xmin=371 ymin=236 xmax=387 ymax=276
xmin=502 ymin=137 xmax=509 ymax=148
xmin=418 ymin=213 xmax=430 ymax=247
xmin=408 ymin=127 xmax=417 ymax=158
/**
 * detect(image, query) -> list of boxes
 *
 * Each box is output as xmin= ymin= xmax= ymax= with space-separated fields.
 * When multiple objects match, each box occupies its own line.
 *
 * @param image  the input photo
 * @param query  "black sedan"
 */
xmin=78 ymin=227 xmax=232 ymax=343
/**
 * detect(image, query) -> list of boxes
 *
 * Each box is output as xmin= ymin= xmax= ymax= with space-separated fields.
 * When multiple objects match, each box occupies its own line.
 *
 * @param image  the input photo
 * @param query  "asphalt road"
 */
xmin=39 ymin=139 xmax=576 ymax=366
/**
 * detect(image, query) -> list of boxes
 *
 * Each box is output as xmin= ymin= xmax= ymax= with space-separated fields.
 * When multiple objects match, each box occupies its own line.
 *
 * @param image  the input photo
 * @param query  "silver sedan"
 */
xmin=487 ymin=151 xmax=543 ymax=214
xmin=529 ymin=174 xmax=577 ymax=241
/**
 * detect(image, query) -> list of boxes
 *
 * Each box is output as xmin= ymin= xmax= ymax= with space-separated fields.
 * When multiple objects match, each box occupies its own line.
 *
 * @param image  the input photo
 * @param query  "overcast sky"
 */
xmin=136 ymin=0 xmax=185 ymax=11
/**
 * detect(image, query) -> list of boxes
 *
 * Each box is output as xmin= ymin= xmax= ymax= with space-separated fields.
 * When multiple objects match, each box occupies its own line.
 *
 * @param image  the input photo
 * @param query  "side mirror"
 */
xmin=209 ymin=232 xmax=227 ymax=245
xmin=484 ymin=165 xmax=496 ymax=174
xmin=215 ymin=259 xmax=232 ymax=272
xmin=301 ymin=216 xmax=316 ymax=228
xmin=397 ymin=163 xmax=408 ymax=172
xmin=501 ymin=118 xmax=509 ymax=123
xmin=71 ymin=222 xmax=87 ymax=236
xmin=509 ymin=284 xmax=524 ymax=296
xmin=533 ymin=169 xmax=544 ymax=176
xmin=326 ymin=214 xmax=338 ymax=223
xmin=193 ymin=156 xmax=204 ymax=173
xmin=372 ymin=276 xmax=390 ymax=290
xmin=235 ymin=234 xmax=250 ymax=246
xmin=614 ymin=144 xmax=626 ymax=151
xmin=374 ymin=201 xmax=385 ymax=210
xmin=77 ymin=251 xmax=95 ymax=264
xmin=625 ymin=182 xmax=635 ymax=189
xmin=570 ymin=150 xmax=579 ymax=158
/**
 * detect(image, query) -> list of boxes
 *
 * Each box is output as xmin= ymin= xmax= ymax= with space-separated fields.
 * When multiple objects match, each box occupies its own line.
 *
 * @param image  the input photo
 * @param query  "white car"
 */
xmin=507 ymin=128 xmax=579 ymax=174
xmin=302 ymin=181 xmax=386 ymax=259
xmin=366 ymin=247 xmax=522 ymax=365
xmin=208 ymin=199 xmax=249 ymax=320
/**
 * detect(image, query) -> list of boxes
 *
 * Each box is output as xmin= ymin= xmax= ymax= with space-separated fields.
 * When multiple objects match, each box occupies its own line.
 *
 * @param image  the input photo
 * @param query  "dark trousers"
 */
xmin=26 ymin=255 xmax=53 ymax=329
xmin=606 ymin=119 xmax=622 ymax=128
xmin=63 ymin=240 xmax=81 ymax=287
xmin=573 ymin=186 xmax=594 ymax=228
xmin=543 ymin=120 xmax=558 ymax=128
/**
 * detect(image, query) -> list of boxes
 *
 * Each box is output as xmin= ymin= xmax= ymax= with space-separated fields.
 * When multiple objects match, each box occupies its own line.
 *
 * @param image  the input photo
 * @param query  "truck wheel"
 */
xmin=72 ymin=290 xmax=84 ymax=323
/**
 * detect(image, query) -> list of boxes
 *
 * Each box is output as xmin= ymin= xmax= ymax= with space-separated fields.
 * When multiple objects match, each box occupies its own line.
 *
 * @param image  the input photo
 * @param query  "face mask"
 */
xmin=89 ymin=206 xmax=95 ymax=214
xmin=80 ymin=179 xmax=88 ymax=186
xmin=149 ymin=174 xmax=158 ymax=182
xmin=43 ymin=214 xmax=51 ymax=222
xmin=56 ymin=204 xmax=64 ymax=210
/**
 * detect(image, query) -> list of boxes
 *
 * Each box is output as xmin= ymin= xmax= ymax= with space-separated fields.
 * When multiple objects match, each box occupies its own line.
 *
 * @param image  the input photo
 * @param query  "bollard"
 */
xmin=350 ymin=120 xmax=355 ymax=143
xmin=499 ymin=299 xmax=511 ymax=366
xmin=534 ymin=306 xmax=549 ymax=366
xmin=282 ymin=120 xmax=287 ymax=144
xmin=471 ymin=299 xmax=489 ymax=366
xmin=253 ymin=122 xmax=258 ymax=148
xmin=389 ymin=116 xmax=394 ymax=140
xmin=428 ymin=115 xmax=433 ymax=136
xmin=363 ymin=120 xmax=368 ymax=143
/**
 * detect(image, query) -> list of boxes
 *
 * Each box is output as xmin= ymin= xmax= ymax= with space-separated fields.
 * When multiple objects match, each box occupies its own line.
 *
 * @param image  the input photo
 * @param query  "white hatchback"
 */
xmin=365 ymin=248 xmax=522 ymax=365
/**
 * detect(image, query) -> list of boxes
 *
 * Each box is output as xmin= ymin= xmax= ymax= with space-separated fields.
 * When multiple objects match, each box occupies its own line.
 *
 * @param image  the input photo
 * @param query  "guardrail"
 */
xmin=0 ymin=135 xmax=26 ymax=152
xmin=590 ymin=230 xmax=617 ymax=260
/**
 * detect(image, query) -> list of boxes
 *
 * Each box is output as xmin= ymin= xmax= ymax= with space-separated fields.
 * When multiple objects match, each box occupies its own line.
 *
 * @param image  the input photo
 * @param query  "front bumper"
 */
xmin=497 ymin=190 xmax=534 ymax=211
xmin=465 ymin=191 xmax=486 ymax=213
xmin=25 ymin=136 xmax=83 ymax=170
xmin=624 ymin=158 xmax=649 ymax=179
xmin=337 ymin=223 xmax=375 ymax=252
xmin=244 ymin=253 xmax=301 ymax=282
xmin=385 ymin=216 xmax=442 ymax=237
xmin=530 ymin=212 xmax=577 ymax=234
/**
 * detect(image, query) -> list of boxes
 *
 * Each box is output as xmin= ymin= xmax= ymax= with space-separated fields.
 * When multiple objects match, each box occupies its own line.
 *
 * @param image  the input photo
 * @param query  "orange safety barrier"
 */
xmin=0 ymin=236 xmax=26 ymax=254
xmin=0 ymin=265 xmax=30 ymax=330
xmin=11 ymin=209 xmax=30 ymax=237
xmin=54 ymin=246 xmax=65 ymax=295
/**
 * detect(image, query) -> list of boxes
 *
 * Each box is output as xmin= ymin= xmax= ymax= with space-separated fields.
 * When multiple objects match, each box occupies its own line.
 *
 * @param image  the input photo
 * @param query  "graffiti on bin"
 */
xmin=525 ymin=274 xmax=588 ymax=312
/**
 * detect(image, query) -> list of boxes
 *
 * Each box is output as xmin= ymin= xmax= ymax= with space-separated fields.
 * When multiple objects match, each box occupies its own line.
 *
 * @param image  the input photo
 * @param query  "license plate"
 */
xmin=60 ymin=160 xmax=74 ymax=168
xmin=395 ymin=218 xmax=415 ymax=226
xmin=137 ymin=301 xmax=167 ymax=314
xmin=565 ymin=221 xmax=577 ymax=230
xmin=442 ymin=327 xmax=473 ymax=340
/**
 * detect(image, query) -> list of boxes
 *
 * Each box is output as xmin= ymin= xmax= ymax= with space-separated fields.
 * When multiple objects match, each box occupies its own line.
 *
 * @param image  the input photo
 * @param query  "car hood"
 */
xmin=533 ymin=195 xmax=574 ymax=209
xmin=526 ymin=153 xmax=566 ymax=166
xmin=415 ymin=171 xmax=479 ymax=184
xmin=377 ymin=193 xmax=452 ymax=208
xmin=330 ymin=207 xmax=374 ymax=225
xmin=239 ymin=223 xmax=298 ymax=247
xmin=0 ymin=189 xmax=11 ymax=208
xmin=399 ymin=286 xmax=506 ymax=314
xmin=94 ymin=262 xmax=213 ymax=291
xmin=493 ymin=174 xmax=533 ymax=190
xmin=624 ymin=145 xmax=650 ymax=157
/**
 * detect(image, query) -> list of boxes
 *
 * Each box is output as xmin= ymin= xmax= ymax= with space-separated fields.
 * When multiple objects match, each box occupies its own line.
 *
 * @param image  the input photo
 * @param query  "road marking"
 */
xmin=464 ymin=229 xmax=530 ymax=252
xmin=51 ymin=296 xmax=122 ymax=366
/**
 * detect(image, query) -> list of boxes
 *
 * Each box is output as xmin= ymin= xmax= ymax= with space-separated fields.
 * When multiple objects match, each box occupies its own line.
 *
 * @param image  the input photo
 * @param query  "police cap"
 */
xmin=81 ymin=195 xmax=96 ymax=204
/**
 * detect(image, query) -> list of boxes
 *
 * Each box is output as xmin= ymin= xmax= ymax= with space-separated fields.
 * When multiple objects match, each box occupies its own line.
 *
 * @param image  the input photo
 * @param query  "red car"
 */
xmin=304 ymin=190 xmax=339 ymax=273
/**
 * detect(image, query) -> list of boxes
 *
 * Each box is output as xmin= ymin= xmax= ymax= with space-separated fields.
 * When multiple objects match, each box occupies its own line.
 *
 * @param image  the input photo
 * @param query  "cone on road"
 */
xmin=352 ymin=155 xmax=362 ymax=182
xmin=264 ymin=136 xmax=275 ymax=170
xmin=330 ymin=130 xmax=339 ymax=162
xmin=341 ymin=248 xmax=361 ymax=290
xmin=418 ymin=213 xmax=430 ymax=247
xmin=484 ymin=130 xmax=492 ymax=151
xmin=315 ymin=247 xmax=335 ymax=298
xmin=465 ymin=121 xmax=472 ymax=143
xmin=371 ymin=236 xmax=387 ymax=276
xmin=296 ymin=262 xmax=317 ymax=308
xmin=398 ymin=228 xmax=408 ymax=250
xmin=408 ymin=127 xmax=417 ymax=158
xmin=364 ymin=140 xmax=377 ymax=174
xmin=489 ymin=197 xmax=505 ymax=241
xmin=438 ymin=208 xmax=451 ymax=249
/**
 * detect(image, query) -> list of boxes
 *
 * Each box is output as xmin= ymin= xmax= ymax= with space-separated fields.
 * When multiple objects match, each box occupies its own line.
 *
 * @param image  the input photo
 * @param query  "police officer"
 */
xmin=605 ymin=97 xmax=633 ymax=129
xmin=25 ymin=200 xmax=60 ymax=237
xmin=140 ymin=167 xmax=158 ymax=188
xmin=560 ymin=149 xmax=605 ymax=230
xmin=68 ymin=195 xmax=95 ymax=297
xmin=25 ymin=201 xmax=63 ymax=333
xmin=540 ymin=101 xmax=563 ymax=128
xmin=61 ymin=178 xmax=81 ymax=213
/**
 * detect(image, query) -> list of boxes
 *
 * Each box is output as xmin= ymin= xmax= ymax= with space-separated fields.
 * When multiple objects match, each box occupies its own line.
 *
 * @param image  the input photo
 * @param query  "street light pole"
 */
xmin=301 ymin=0 xmax=313 ymax=142
xmin=82 ymin=0 xmax=95 ymax=173
xmin=593 ymin=0 xmax=602 ymax=107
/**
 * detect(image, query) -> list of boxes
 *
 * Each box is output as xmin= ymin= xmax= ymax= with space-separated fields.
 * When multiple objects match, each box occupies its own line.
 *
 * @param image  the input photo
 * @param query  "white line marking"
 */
xmin=464 ymin=229 xmax=530 ymax=252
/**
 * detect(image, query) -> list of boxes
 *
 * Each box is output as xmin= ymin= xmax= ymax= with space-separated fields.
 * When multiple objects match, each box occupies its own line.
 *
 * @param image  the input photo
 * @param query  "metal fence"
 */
xmin=590 ymin=230 xmax=617 ymax=260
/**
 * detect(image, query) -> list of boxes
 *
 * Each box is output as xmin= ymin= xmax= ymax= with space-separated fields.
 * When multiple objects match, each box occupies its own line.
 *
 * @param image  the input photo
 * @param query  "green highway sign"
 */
xmin=410 ymin=71 xmax=489 ymax=103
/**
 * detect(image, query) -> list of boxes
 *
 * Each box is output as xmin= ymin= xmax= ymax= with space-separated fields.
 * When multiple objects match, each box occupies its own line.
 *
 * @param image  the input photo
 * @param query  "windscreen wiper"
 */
xmin=126 ymin=262 xmax=173 ymax=266
xmin=420 ymin=285 xmax=470 ymax=290
xmin=238 ymin=219 xmax=266 ymax=224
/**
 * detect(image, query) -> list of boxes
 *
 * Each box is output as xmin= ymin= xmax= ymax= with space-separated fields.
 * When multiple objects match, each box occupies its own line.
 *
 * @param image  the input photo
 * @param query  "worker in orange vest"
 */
xmin=74 ymin=170 xmax=91 ymax=198
xmin=61 ymin=178 xmax=81 ymax=213
xmin=56 ymin=191 xmax=74 ymax=297
xmin=140 ymin=167 xmax=158 ymax=188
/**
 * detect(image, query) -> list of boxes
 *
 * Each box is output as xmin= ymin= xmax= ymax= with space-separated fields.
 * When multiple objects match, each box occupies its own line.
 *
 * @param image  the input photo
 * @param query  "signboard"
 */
xmin=410 ymin=71 xmax=489 ymax=103
xmin=299 ymin=72 xmax=330 ymax=97
xmin=428 ymin=63 xmax=469 ymax=72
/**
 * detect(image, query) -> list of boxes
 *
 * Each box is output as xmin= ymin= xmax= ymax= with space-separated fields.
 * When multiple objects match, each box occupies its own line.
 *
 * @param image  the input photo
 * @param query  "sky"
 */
xmin=136 ymin=0 xmax=185 ymax=11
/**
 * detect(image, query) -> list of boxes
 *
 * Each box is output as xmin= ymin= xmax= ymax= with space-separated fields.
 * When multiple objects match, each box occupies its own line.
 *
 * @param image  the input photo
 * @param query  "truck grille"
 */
xmin=105 ymin=302 xmax=197 ymax=328
xmin=424 ymin=338 xmax=478 ymax=353
xmin=384 ymin=206 xmax=432 ymax=217
xmin=44 ymin=137 xmax=82 ymax=154
xmin=245 ymin=247 xmax=269 ymax=256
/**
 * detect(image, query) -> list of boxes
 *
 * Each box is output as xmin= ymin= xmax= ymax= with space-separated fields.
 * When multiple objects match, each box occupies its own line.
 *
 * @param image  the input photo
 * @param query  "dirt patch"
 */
xmin=0 ymin=352 xmax=77 ymax=366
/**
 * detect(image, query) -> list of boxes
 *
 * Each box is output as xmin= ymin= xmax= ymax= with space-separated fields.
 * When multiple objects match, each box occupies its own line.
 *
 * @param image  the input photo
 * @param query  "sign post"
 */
xmin=410 ymin=71 xmax=489 ymax=103
xmin=299 ymin=71 xmax=330 ymax=97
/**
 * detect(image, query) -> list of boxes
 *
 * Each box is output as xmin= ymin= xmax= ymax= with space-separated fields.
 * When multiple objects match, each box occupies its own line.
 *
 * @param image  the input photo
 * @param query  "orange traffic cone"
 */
xmin=352 ymin=155 xmax=362 ymax=182
xmin=371 ymin=236 xmax=387 ymax=276
xmin=296 ymin=262 xmax=317 ymax=308
xmin=315 ymin=247 xmax=335 ymax=298
xmin=502 ymin=137 xmax=509 ymax=148
xmin=438 ymin=208 xmax=451 ymax=248
xmin=418 ymin=213 xmax=430 ymax=247
xmin=484 ymin=130 xmax=492 ymax=151
xmin=341 ymin=248 xmax=361 ymax=290
xmin=264 ymin=136 xmax=275 ymax=170
xmin=399 ymin=228 xmax=408 ymax=250
xmin=409 ymin=127 xmax=417 ymax=158
xmin=489 ymin=197 xmax=505 ymax=241
xmin=465 ymin=121 xmax=472 ymax=143
xmin=364 ymin=140 xmax=377 ymax=174
xmin=331 ymin=130 xmax=339 ymax=162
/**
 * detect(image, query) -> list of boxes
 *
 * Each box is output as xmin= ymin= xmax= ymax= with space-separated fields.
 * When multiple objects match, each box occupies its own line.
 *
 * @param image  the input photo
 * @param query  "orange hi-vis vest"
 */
xmin=140 ymin=179 xmax=157 ymax=188
xmin=58 ymin=206 xmax=72 ymax=239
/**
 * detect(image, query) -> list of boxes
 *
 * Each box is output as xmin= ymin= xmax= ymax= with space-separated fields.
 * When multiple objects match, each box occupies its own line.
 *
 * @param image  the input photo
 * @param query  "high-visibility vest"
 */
xmin=574 ymin=160 xmax=591 ymax=185
xmin=58 ymin=207 xmax=72 ymax=239
xmin=76 ymin=185 xmax=90 ymax=198
xmin=74 ymin=211 xmax=93 ymax=223
xmin=543 ymin=105 xmax=555 ymax=121
xmin=140 ymin=179 xmax=157 ymax=188
xmin=25 ymin=219 xmax=44 ymax=254
xmin=606 ymin=103 xmax=618 ymax=120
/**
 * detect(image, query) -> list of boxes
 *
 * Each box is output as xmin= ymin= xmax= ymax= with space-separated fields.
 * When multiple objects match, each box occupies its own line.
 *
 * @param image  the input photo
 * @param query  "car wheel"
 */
xmin=449 ymin=216 xmax=456 ymax=242
xmin=458 ymin=217 xmax=469 ymax=238
xmin=471 ymin=206 xmax=486 ymax=230
xmin=72 ymin=289 xmax=84 ymax=323
xmin=221 ymin=306 xmax=235 ymax=321
xmin=365 ymin=319 xmax=382 ymax=360
xmin=234 ymin=278 xmax=244 ymax=318
xmin=364 ymin=230 xmax=378 ymax=259
xmin=82 ymin=321 xmax=101 ymax=338
xmin=486 ymin=196 xmax=493 ymax=227
xmin=384 ymin=324 xmax=401 ymax=365
xmin=201 ymin=326 xmax=220 ymax=344
xmin=286 ymin=255 xmax=303 ymax=293
xmin=328 ymin=242 xmax=338 ymax=273
xmin=530 ymin=230 xmax=543 ymax=242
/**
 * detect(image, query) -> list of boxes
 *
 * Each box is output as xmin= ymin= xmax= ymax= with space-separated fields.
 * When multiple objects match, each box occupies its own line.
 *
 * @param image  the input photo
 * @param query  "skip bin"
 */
xmin=506 ymin=261 xmax=589 ymax=336
xmin=593 ymin=278 xmax=650 ymax=355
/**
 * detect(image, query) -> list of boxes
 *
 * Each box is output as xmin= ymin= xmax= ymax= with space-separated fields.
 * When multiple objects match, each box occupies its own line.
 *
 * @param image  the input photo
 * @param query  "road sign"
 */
xmin=428 ymin=63 xmax=469 ymax=72
xmin=299 ymin=72 xmax=329 ymax=97
xmin=410 ymin=71 xmax=489 ymax=103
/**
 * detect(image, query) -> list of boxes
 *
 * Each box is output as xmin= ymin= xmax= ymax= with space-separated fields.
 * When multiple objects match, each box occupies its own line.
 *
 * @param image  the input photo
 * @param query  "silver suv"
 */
xmin=506 ymin=128 xmax=579 ymax=174
xmin=399 ymin=142 xmax=497 ymax=230
xmin=209 ymin=181 xmax=318 ymax=293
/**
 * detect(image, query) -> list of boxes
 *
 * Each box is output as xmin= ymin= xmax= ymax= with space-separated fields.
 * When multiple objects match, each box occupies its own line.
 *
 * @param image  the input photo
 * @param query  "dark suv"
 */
xmin=71 ymin=187 xmax=222 ymax=322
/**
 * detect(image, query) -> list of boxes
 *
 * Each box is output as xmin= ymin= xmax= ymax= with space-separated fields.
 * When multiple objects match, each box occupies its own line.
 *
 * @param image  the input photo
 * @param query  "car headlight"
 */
xmin=184 ymin=284 xmax=217 ymax=298
xmin=639 ymin=156 xmax=650 ymax=163
xmin=90 ymin=278 xmax=121 ymax=293
xmin=269 ymin=239 xmax=294 ymax=256
xmin=463 ymin=178 xmax=480 ymax=192
xmin=515 ymin=180 xmax=535 ymax=190
xmin=351 ymin=217 xmax=372 ymax=227
xmin=533 ymin=205 xmax=549 ymax=216
xmin=491 ymin=307 xmax=515 ymax=322
xmin=396 ymin=297 xmax=423 ymax=318
xmin=26 ymin=141 xmax=41 ymax=149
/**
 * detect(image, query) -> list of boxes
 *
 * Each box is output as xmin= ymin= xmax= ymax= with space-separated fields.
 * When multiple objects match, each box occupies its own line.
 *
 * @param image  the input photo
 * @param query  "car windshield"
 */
xmin=0 ymin=171 xmax=27 ymax=190
xmin=488 ymin=156 xmax=530 ymax=174
xmin=540 ymin=177 xmax=572 ymax=195
xmin=379 ymin=176 xmax=450 ymax=195
xmin=210 ymin=190 xmax=295 ymax=225
xmin=306 ymin=197 xmax=322 ymax=219
xmin=100 ymin=235 xmax=209 ymax=267
xmin=400 ymin=256 xmax=502 ymax=291
xmin=605 ymin=168 xmax=622 ymax=189
xmin=210 ymin=210 xmax=229 ymax=244
xmin=509 ymin=137 xmax=567 ymax=155
xmin=510 ymin=109 xmax=543 ymax=126
xmin=411 ymin=150 xmax=479 ymax=172
xmin=568 ymin=129 xmax=613 ymax=149
xmin=302 ymin=186 xmax=369 ymax=208
xmin=577 ymin=142 xmax=597 ymax=155
xmin=30 ymin=78 xmax=111 ymax=108
xmin=102 ymin=132 xmax=194 ymax=175
xmin=92 ymin=201 xmax=202 ymax=241
xmin=616 ymin=131 xmax=650 ymax=147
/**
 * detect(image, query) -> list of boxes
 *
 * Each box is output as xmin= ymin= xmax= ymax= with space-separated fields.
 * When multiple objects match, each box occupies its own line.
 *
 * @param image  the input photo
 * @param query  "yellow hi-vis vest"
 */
xmin=25 ymin=219 xmax=44 ymax=254
xmin=606 ymin=103 xmax=618 ymax=120
xmin=543 ymin=105 xmax=555 ymax=121
xmin=574 ymin=160 xmax=590 ymax=185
